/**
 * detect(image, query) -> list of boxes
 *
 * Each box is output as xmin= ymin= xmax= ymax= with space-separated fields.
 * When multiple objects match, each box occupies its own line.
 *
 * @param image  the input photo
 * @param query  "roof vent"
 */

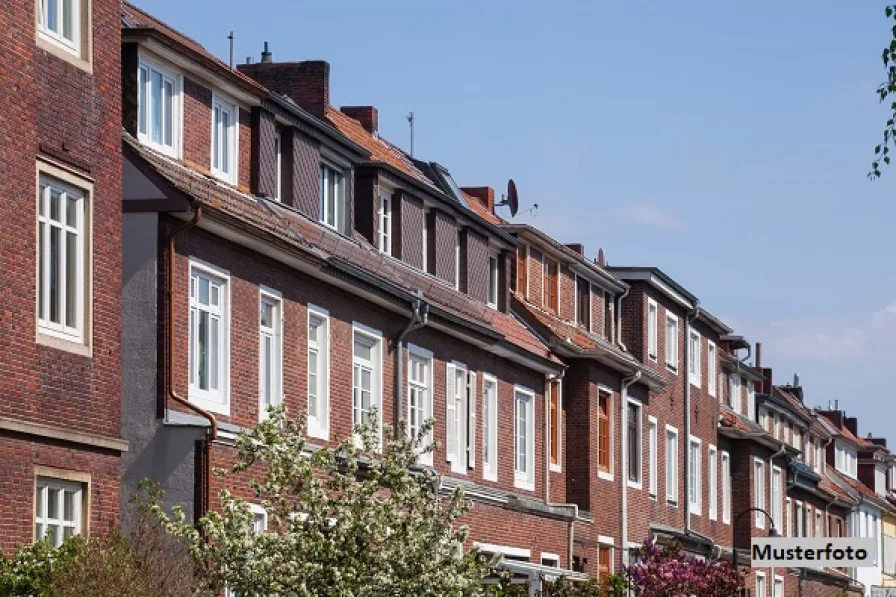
xmin=597 ymin=247 xmax=606 ymax=267
xmin=261 ymin=41 xmax=272 ymax=64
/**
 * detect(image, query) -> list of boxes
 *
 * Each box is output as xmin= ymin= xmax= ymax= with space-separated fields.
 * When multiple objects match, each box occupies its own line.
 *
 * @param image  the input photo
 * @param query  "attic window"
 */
xmin=431 ymin=164 xmax=469 ymax=207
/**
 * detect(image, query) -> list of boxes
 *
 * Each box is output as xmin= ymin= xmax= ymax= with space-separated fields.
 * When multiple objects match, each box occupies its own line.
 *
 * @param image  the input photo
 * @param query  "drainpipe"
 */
xmin=684 ymin=301 xmax=700 ymax=533
xmin=542 ymin=370 xmax=578 ymax=570
xmin=167 ymin=208 xmax=218 ymax=516
xmin=768 ymin=442 xmax=787 ymax=589
xmin=620 ymin=369 xmax=642 ymax=566
xmin=615 ymin=286 xmax=630 ymax=352
xmin=391 ymin=291 xmax=428 ymax=438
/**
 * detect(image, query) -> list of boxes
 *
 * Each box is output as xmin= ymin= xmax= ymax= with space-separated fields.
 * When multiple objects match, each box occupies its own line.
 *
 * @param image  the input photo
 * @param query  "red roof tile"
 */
xmin=818 ymin=471 xmax=856 ymax=504
xmin=462 ymin=191 xmax=504 ymax=226
xmin=125 ymin=134 xmax=557 ymax=365
xmin=829 ymin=467 xmax=889 ymax=509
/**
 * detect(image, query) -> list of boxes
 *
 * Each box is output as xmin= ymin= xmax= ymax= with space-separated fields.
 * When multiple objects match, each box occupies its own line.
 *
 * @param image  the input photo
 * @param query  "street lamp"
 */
xmin=732 ymin=507 xmax=779 ymax=571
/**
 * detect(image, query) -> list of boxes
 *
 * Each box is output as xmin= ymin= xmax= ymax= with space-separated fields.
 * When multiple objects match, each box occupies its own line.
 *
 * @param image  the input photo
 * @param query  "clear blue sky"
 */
xmin=135 ymin=0 xmax=896 ymax=440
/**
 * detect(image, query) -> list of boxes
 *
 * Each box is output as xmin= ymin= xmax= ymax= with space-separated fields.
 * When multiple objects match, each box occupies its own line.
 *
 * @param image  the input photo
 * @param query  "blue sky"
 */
xmin=136 ymin=0 xmax=896 ymax=439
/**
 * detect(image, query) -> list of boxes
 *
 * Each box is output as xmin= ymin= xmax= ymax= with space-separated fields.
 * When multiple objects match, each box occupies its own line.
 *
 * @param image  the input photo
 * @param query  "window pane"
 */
xmin=49 ymin=227 xmax=60 ymax=323
xmin=48 ymin=524 xmax=60 ymax=546
xmin=163 ymin=80 xmax=174 ymax=147
xmin=65 ymin=195 xmax=78 ymax=227
xmin=212 ymin=106 xmax=221 ymax=169
xmin=262 ymin=335 xmax=271 ymax=404
xmin=38 ymin=224 xmax=45 ymax=319
xmin=354 ymin=338 xmax=372 ymax=361
xmin=189 ymin=309 xmax=195 ymax=385
xmin=210 ymin=316 xmax=219 ymax=391
xmin=199 ymin=277 xmax=209 ymax=305
xmin=48 ymin=488 xmax=59 ymax=519
xmin=221 ymin=109 xmax=230 ymax=173
xmin=47 ymin=0 xmax=58 ymax=32
xmin=198 ymin=311 xmax=208 ymax=389
xmin=62 ymin=0 xmax=73 ymax=41
xmin=65 ymin=231 xmax=77 ymax=328
xmin=63 ymin=491 xmax=74 ymax=522
xmin=139 ymin=68 xmax=148 ymax=135
xmin=327 ymin=170 xmax=338 ymax=227
xmin=50 ymin=188 xmax=61 ymax=221
xmin=151 ymin=71 xmax=163 ymax=143
xmin=308 ymin=350 xmax=318 ymax=417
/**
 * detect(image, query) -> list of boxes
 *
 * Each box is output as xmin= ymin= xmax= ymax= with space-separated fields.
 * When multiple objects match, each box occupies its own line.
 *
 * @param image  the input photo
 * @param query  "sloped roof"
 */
xmin=719 ymin=407 xmax=767 ymax=435
xmin=121 ymin=2 xmax=266 ymax=95
xmin=461 ymin=191 xmax=504 ymax=226
xmin=124 ymin=133 xmax=557 ymax=366
xmin=827 ymin=466 xmax=890 ymax=511
xmin=818 ymin=470 xmax=857 ymax=505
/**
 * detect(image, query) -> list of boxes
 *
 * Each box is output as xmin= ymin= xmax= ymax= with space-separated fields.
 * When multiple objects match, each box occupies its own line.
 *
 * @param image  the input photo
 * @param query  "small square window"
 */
xmin=38 ymin=0 xmax=79 ymax=52
xmin=35 ymin=478 xmax=84 ymax=547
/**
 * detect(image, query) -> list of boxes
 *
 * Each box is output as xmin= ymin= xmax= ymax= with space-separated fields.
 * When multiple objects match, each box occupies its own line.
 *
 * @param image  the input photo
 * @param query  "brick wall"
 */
xmin=182 ymin=77 xmax=212 ymax=170
xmin=0 ymin=0 xmax=122 ymax=551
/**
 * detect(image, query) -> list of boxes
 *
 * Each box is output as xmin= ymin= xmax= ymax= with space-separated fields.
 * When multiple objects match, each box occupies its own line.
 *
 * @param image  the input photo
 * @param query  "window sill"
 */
xmin=667 ymin=499 xmax=679 ymax=508
xmin=689 ymin=379 xmax=701 ymax=389
xmin=514 ymin=479 xmax=535 ymax=492
xmin=648 ymin=354 xmax=657 ymax=363
xmin=598 ymin=471 xmax=614 ymax=482
xmin=691 ymin=508 xmax=702 ymax=517
xmin=37 ymin=32 xmax=91 ymax=74
xmin=649 ymin=493 xmax=657 ymax=501
xmin=627 ymin=479 xmax=642 ymax=490
xmin=550 ymin=463 xmax=562 ymax=474
xmin=307 ymin=424 xmax=329 ymax=442
xmin=210 ymin=168 xmax=237 ymax=186
xmin=666 ymin=364 xmax=679 ymax=375
xmin=483 ymin=471 xmax=498 ymax=483
xmin=36 ymin=329 xmax=92 ymax=358
xmin=188 ymin=392 xmax=230 ymax=416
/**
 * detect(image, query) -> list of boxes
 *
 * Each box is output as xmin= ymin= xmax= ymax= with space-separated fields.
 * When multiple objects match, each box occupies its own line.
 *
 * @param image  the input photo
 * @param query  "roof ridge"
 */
xmin=122 ymin=1 xmax=204 ymax=49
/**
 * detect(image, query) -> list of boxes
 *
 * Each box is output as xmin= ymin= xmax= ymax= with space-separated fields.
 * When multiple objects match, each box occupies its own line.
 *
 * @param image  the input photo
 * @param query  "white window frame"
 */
xmin=729 ymin=374 xmax=741 ymax=413
xmin=188 ymin=259 xmax=230 ymax=415
xmin=756 ymin=571 xmax=767 ymax=597
xmin=786 ymin=497 xmax=792 ymax=537
xmin=37 ymin=173 xmax=87 ymax=345
xmin=648 ymin=416 xmax=658 ymax=499
xmin=377 ymin=188 xmax=392 ymax=255
xmin=627 ymin=398 xmax=643 ymax=489
xmin=773 ymin=576 xmax=784 ymax=597
xmin=407 ymin=343 xmax=433 ymax=466
xmin=136 ymin=55 xmax=182 ymax=158
xmin=487 ymin=253 xmax=499 ymax=309
xmin=747 ymin=382 xmax=756 ymax=421
xmin=249 ymin=503 xmax=268 ymax=533
xmin=38 ymin=0 xmax=80 ymax=54
xmin=754 ymin=457 xmax=766 ymax=529
xmin=211 ymin=92 xmax=239 ymax=184
xmin=274 ymin=132 xmax=282 ymax=201
xmin=708 ymin=444 xmax=718 ymax=521
xmin=597 ymin=387 xmax=614 ymax=481
xmin=772 ymin=465 xmax=783 ymax=530
xmin=665 ymin=313 xmax=679 ymax=372
xmin=445 ymin=361 xmax=468 ymax=475
xmin=514 ymin=386 xmax=536 ymax=491
xmin=647 ymin=299 xmax=658 ymax=362
xmin=320 ymin=161 xmax=345 ymax=232
xmin=306 ymin=305 xmax=330 ymax=440
xmin=258 ymin=288 xmax=283 ymax=421
xmin=707 ymin=340 xmax=717 ymax=397
xmin=549 ymin=378 xmax=562 ymax=473
xmin=482 ymin=373 xmax=498 ymax=482
xmin=34 ymin=477 xmax=83 ymax=546
xmin=666 ymin=425 xmax=679 ymax=506
xmin=688 ymin=329 xmax=701 ymax=388
xmin=352 ymin=323 xmax=383 ymax=450
xmin=722 ymin=450 xmax=731 ymax=524
xmin=689 ymin=436 xmax=702 ymax=515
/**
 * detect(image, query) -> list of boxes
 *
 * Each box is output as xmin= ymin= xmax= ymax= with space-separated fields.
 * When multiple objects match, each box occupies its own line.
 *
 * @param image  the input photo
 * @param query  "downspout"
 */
xmin=615 ymin=286 xmax=630 ymax=352
xmin=768 ymin=442 xmax=787 ymax=590
xmin=543 ymin=370 xmax=578 ymax=570
xmin=391 ymin=291 xmax=428 ymax=437
xmin=620 ymin=370 xmax=642 ymax=566
xmin=167 ymin=207 xmax=218 ymax=516
xmin=684 ymin=301 xmax=700 ymax=533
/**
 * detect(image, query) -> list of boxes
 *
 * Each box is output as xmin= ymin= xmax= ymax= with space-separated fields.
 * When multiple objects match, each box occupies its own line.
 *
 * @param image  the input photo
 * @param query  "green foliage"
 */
xmin=147 ymin=407 xmax=491 ymax=596
xmin=871 ymin=4 xmax=896 ymax=178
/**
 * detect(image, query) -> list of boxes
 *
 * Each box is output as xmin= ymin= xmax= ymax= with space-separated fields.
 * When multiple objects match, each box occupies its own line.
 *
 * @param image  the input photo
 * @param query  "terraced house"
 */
xmin=0 ymin=0 xmax=127 ymax=554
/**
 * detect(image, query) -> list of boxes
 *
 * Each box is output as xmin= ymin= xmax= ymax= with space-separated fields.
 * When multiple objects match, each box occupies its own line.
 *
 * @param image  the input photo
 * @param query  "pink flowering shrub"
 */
xmin=625 ymin=540 xmax=743 ymax=597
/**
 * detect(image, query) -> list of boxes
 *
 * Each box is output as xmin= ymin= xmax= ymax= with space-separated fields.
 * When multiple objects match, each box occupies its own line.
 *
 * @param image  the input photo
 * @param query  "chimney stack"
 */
xmin=460 ymin=187 xmax=495 ymax=214
xmin=845 ymin=416 xmax=859 ymax=437
xmin=566 ymin=243 xmax=584 ymax=255
xmin=755 ymin=342 xmax=762 ymax=369
xmin=793 ymin=372 xmax=800 ymax=388
xmin=261 ymin=41 xmax=273 ymax=63
xmin=597 ymin=248 xmax=606 ymax=267
xmin=340 ymin=106 xmax=378 ymax=135
xmin=238 ymin=53 xmax=331 ymax=120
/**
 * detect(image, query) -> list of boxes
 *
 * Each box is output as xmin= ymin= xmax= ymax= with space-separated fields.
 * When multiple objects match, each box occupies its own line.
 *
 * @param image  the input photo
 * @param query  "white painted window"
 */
xmin=793 ymin=427 xmax=802 ymax=453
xmin=708 ymin=445 xmax=718 ymax=521
xmin=688 ymin=330 xmax=701 ymax=388
xmin=258 ymin=290 xmax=282 ymax=420
xmin=755 ymin=572 xmax=767 ymax=597
xmin=352 ymin=325 xmax=383 ymax=447
xmin=722 ymin=451 xmax=731 ymax=524
xmin=666 ymin=425 xmax=679 ymax=505
xmin=627 ymin=399 xmax=642 ymax=488
xmin=729 ymin=374 xmax=741 ymax=413
xmin=665 ymin=313 xmax=679 ymax=371
xmin=648 ymin=417 xmax=658 ymax=498
xmin=445 ymin=362 xmax=468 ymax=474
xmin=483 ymin=374 xmax=498 ymax=481
xmin=689 ymin=437 xmax=702 ymax=514
xmin=836 ymin=442 xmax=858 ymax=478
xmin=514 ymin=386 xmax=535 ymax=490
xmin=38 ymin=0 xmax=80 ymax=52
xmin=755 ymin=458 xmax=766 ymax=529
xmin=138 ymin=58 xmax=181 ymax=157
xmin=487 ymin=253 xmax=499 ymax=309
xmin=211 ymin=94 xmax=238 ymax=183
xmin=795 ymin=501 xmax=804 ymax=537
xmin=760 ymin=408 xmax=769 ymax=432
xmin=773 ymin=576 xmax=783 ymax=597
xmin=37 ymin=176 xmax=86 ymax=344
xmin=189 ymin=261 xmax=229 ymax=414
xmin=306 ymin=306 xmax=329 ymax=440
xmin=35 ymin=478 xmax=82 ymax=546
xmin=818 ymin=442 xmax=824 ymax=473
xmin=747 ymin=382 xmax=755 ymax=421
xmin=319 ymin=163 xmax=344 ymax=231
xmin=786 ymin=498 xmax=793 ymax=537
xmin=816 ymin=510 xmax=823 ymax=538
xmin=378 ymin=190 xmax=392 ymax=255
xmin=647 ymin=299 xmax=658 ymax=361
xmin=707 ymin=341 xmax=717 ymax=397
xmin=407 ymin=345 xmax=433 ymax=466
xmin=274 ymin=132 xmax=282 ymax=201
xmin=772 ymin=466 xmax=783 ymax=531
xmin=467 ymin=371 xmax=477 ymax=470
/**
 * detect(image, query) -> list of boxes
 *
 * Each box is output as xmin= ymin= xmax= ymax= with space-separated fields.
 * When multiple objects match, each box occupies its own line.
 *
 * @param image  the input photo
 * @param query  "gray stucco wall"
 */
xmin=121 ymin=211 xmax=202 ymax=528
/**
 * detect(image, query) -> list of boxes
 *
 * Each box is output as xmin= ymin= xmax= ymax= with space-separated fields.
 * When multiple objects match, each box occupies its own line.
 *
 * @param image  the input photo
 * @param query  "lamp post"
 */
xmin=732 ymin=507 xmax=779 ymax=571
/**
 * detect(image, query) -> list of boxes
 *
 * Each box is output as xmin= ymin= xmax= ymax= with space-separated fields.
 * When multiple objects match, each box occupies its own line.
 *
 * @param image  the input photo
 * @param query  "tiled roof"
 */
xmin=121 ymin=2 xmax=266 ymax=95
xmin=461 ymin=191 xmax=504 ymax=225
xmin=818 ymin=471 xmax=856 ymax=505
xmin=124 ymin=133 xmax=557 ymax=365
xmin=828 ymin=466 xmax=890 ymax=510
xmin=325 ymin=108 xmax=441 ymax=194
xmin=719 ymin=407 xmax=765 ymax=434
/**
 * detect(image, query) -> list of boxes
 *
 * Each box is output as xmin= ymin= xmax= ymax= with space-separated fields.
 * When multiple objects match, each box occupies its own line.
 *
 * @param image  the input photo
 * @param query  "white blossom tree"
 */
xmin=148 ymin=408 xmax=492 ymax=596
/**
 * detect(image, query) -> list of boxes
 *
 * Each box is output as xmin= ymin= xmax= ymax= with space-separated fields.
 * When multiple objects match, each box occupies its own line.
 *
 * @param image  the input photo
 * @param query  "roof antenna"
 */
xmin=407 ymin=112 xmax=415 ymax=157
xmin=228 ymin=31 xmax=234 ymax=69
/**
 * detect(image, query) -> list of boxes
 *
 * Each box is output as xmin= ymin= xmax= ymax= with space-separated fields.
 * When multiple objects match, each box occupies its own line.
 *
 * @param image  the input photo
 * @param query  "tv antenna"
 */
xmin=407 ymin=112 xmax=415 ymax=157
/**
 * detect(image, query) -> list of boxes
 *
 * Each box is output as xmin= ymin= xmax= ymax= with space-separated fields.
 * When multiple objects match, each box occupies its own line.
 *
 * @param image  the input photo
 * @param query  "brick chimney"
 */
xmin=817 ymin=410 xmax=844 ymax=430
xmin=761 ymin=367 xmax=773 ymax=395
xmin=845 ymin=416 xmax=859 ymax=437
xmin=565 ymin=243 xmax=585 ymax=255
xmin=237 ymin=48 xmax=330 ymax=120
xmin=340 ymin=106 xmax=378 ymax=134
xmin=460 ymin=186 xmax=494 ymax=214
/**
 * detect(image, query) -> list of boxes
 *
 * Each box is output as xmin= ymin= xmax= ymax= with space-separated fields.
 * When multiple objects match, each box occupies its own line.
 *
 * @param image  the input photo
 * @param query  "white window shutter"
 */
xmin=446 ymin=364 xmax=457 ymax=463
xmin=467 ymin=371 xmax=477 ymax=469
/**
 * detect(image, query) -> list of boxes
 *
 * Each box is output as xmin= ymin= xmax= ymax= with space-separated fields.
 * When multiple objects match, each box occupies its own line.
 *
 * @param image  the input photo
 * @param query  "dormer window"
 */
xmin=487 ymin=253 xmax=499 ymax=309
xmin=543 ymin=259 xmax=558 ymax=312
xmin=377 ymin=189 xmax=392 ymax=255
xmin=835 ymin=442 xmax=858 ymax=478
xmin=211 ymin=93 xmax=238 ymax=183
xmin=138 ymin=57 xmax=181 ymax=157
xmin=319 ymin=163 xmax=345 ymax=232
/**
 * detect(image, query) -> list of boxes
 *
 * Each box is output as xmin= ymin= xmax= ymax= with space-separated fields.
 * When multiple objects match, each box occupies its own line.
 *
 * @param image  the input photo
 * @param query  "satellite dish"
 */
xmin=505 ymin=179 xmax=519 ymax=217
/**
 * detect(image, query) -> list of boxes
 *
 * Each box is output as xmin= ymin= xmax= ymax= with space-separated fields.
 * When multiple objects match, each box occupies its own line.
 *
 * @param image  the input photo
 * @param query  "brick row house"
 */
xmin=0 ymin=0 xmax=127 ymax=553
